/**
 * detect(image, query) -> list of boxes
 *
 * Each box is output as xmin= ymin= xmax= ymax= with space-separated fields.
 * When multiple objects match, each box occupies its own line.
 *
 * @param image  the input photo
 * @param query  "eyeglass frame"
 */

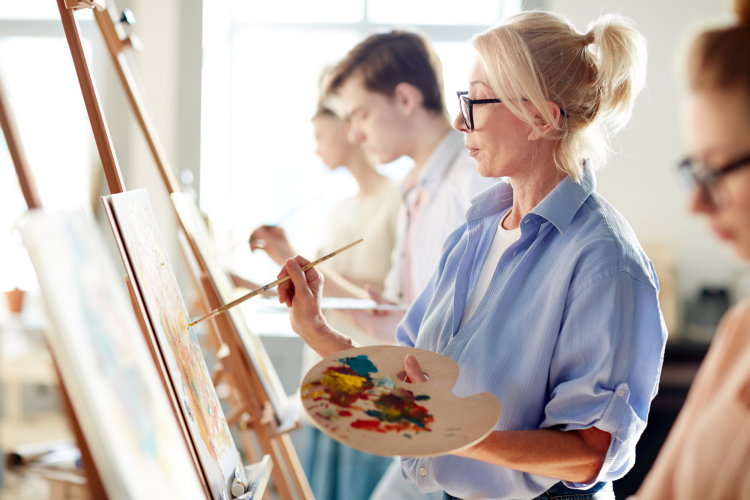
xmin=456 ymin=91 xmax=569 ymax=132
xmin=677 ymin=153 xmax=750 ymax=206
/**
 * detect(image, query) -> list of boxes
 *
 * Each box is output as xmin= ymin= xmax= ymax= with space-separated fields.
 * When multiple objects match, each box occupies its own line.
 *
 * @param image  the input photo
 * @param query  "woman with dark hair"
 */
xmin=631 ymin=1 xmax=750 ymax=498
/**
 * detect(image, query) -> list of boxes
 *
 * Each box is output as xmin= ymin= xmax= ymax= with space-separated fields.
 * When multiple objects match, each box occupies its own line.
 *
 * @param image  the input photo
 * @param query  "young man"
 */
xmin=328 ymin=30 xmax=496 ymax=312
xmin=253 ymin=30 xmax=494 ymax=327
xmin=250 ymin=30 xmax=495 ymax=500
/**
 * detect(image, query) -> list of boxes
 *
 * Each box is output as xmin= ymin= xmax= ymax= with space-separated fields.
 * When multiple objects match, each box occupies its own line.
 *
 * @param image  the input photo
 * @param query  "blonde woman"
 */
xmin=277 ymin=10 xmax=666 ymax=500
xmin=630 ymin=0 xmax=750 ymax=498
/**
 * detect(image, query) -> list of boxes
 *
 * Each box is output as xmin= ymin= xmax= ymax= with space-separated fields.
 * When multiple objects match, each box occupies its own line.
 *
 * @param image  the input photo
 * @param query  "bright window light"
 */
xmin=435 ymin=41 xmax=479 ymax=120
xmin=0 ymin=37 xmax=93 ymax=292
xmin=232 ymin=0 xmax=365 ymax=24
xmin=0 ymin=1 xmax=92 ymax=20
xmin=368 ymin=0 xmax=502 ymax=25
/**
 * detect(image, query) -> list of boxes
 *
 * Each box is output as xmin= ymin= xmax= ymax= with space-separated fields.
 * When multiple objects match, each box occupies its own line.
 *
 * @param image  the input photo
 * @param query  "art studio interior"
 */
xmin=1 ymin=0 xmax=749 ymax=499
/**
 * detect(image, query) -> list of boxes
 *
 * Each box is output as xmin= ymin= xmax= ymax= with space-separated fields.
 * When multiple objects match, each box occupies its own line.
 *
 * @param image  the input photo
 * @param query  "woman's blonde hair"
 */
xmin=472 ymin=10 xmax=647 ymax=182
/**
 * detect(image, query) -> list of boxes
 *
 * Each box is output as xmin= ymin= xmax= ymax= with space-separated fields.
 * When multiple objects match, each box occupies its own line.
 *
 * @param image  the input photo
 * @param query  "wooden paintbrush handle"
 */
xmin=188 ymin=239 xmax=363 ymax=326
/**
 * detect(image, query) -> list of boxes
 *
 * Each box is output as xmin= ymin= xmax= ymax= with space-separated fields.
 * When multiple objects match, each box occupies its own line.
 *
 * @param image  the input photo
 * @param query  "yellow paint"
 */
xmin=322 ymin=371 xmax=367 ymax=395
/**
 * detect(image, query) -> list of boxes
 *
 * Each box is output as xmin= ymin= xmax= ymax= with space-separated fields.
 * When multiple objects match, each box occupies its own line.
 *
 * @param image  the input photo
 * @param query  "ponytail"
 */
xmin=586 ymin=14 xmax=648 ymax=133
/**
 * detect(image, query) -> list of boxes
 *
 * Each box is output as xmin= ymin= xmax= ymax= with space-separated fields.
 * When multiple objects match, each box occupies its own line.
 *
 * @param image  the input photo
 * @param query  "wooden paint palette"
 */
xmin=301 ymin=346 xmax=502 ymax=457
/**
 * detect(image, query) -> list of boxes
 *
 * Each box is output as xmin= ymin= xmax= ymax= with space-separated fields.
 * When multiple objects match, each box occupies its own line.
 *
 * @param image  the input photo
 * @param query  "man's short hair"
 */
xmin=325 ymin=30 xmax=446 ymax=114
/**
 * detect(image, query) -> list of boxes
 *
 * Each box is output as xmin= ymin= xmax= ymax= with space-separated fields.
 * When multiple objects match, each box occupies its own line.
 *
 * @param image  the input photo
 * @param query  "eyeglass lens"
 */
xmin=459 ymin=97 xmax=471 ymax=130
xmin=681 ymin=159 xmax=724 ymax=206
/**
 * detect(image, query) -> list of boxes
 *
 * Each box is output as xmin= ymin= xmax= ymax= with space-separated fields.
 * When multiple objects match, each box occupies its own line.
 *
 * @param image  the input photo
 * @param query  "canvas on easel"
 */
xmin=56 ymin=0 xmax=312 ymax=496
xmin=87 ymin=0 xmax=291 ymax=423
xmin=90 ymin=0 xmax=292 ymax=423
xmin=20 ymin=209 xmax=209 ymax=500
xmin=172 ymin=193 xmax=289 ymax=418
xmin=2 ymin=61 xmax=211 ymax=498
xmin=103 ymin=188 xmax=241 ymax=498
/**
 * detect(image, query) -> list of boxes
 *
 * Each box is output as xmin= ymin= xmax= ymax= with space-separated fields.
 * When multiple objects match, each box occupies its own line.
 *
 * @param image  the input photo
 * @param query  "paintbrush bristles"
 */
xmin=187 ymin=238 xmax=364 ymax=327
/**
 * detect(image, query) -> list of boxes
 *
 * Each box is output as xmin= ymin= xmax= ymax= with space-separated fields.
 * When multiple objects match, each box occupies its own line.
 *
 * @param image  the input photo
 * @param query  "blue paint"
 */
xmin=415 ymin=395 xmax=430 ymax=401
xmin=340 ymin=355 xmax=377 ymax=377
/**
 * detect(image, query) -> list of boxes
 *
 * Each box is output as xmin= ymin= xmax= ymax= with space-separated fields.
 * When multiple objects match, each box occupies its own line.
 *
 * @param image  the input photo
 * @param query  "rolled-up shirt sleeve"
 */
xmin=540 ymin=268 xmax=667 ymax=488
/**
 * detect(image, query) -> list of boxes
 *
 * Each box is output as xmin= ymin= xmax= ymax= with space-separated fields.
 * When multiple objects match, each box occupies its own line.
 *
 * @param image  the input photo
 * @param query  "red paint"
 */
xmin=351 ymin=420 xmax=385 ymax=433
xmin=339 ymin=410 xmax=353 ymax=417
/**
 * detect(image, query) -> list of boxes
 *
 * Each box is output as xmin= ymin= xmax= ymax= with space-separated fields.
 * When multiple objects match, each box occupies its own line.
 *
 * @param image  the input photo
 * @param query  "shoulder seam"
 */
xmin=584 ymin=196 xmax=622 ymax=269
xmin=570 ymin=267 xmax=657 ymax=304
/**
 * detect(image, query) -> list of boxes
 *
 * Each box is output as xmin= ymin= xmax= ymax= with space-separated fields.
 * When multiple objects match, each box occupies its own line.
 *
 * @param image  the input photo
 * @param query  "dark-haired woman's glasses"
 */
xmin=677 ymin=153 xmax=750 ymax=207
xmin=457 ymin=91 xmax=501 ymax=131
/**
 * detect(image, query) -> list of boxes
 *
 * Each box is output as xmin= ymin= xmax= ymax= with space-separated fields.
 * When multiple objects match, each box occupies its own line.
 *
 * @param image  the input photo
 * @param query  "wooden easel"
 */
xmin=57 ymin=1 xmax=313 ymax=498
xmin=0 ymin=65 xmax=108 ymax=500
xmin=91 ymin=3 xmax=313 ymax=498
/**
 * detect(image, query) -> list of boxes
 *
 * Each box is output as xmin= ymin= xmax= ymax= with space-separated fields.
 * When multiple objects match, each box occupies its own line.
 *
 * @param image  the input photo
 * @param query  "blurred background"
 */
xmin=0 ymin=0 xmax=741 ymax=498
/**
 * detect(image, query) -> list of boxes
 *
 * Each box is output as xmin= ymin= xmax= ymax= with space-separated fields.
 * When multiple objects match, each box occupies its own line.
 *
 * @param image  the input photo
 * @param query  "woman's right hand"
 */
xmin=249 ymin=225 xmax=295 ymax=266
xmin=278 ymin=256 xmax=356 ymax=357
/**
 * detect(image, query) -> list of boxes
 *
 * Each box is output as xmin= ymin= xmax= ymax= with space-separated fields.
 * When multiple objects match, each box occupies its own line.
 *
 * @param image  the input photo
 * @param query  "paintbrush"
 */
xmin=188 ymin=238 xmax=363 ymax=327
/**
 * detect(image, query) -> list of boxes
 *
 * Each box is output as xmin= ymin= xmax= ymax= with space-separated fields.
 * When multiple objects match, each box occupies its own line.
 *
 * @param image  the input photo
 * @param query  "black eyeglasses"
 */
xmin=677 ymin=153 xmax=750 ymax=207
xmin=457 ymin=91 xmax=569 ymax=131
xmin=457 ymin=91 xmax=502 ymax=131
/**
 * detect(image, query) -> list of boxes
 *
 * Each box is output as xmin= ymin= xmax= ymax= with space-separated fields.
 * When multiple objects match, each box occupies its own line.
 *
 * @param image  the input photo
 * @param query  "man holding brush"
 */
xmin=250 ymin=30 xmax=494 ymax=500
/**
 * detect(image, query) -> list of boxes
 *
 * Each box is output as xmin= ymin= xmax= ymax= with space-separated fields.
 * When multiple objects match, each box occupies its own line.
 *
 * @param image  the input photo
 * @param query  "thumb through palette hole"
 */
xmin=397 ymin=370 xmax=430 ymax=384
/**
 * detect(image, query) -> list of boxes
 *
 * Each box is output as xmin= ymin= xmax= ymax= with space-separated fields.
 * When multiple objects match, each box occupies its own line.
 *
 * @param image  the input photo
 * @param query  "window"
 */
xmin=201 ymin=0 xmax=521 ymax=283
xmin=0 ymin=6 xmax=97 ymax=293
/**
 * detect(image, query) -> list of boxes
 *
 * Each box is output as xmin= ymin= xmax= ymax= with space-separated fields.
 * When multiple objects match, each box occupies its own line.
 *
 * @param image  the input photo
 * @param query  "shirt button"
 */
xmin=617 ymin=389 xmax=625 ymax=397
xmin=420 ymin=467 xmax=427 ymax=476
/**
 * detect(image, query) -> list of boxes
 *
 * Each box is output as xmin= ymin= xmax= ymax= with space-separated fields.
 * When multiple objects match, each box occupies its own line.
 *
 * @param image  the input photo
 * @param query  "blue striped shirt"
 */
xmin=397 ymin=165 xmax=667 ymax=499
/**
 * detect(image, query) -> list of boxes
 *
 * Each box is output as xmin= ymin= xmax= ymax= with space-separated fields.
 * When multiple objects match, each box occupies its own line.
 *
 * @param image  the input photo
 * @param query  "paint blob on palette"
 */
xmin=301 ymin=346 xmax=502 ymax=457
xmin=303 ymin=355 xmax=434 ymax=435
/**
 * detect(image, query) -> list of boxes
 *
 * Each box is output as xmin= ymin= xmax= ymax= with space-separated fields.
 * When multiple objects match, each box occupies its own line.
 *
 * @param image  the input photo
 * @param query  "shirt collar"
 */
xmin=400 ymin=129 xmax=465 ymax=195
xmin=466 ymin=164 xmax=597 ymax=234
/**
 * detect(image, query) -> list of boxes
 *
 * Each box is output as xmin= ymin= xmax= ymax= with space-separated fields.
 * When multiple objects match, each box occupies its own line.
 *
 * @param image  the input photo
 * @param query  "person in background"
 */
xmin=250 ymin=30 xmax=494 ymax=500
xmin=275 ymin=9 xmax=666 ymax=500
xmin=630 ymin=1 xmax=750 ymax=498
xmin=250 ymin=91 xmax=401 ymax=500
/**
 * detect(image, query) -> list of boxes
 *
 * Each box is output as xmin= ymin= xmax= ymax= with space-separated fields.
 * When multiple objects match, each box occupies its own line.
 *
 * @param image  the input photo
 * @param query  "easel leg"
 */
xmin=52 ymin=360 xmax=109 ymax=500
xmin=277 ymin=433 xmax=314 ymax=500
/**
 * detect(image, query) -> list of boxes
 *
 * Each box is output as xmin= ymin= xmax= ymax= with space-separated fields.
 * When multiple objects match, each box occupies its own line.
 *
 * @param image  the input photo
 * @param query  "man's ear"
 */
xmin=527 ymin=101 xmax=562 ymax=141
xmin=393 ymin=82 xmax=423 ymax=117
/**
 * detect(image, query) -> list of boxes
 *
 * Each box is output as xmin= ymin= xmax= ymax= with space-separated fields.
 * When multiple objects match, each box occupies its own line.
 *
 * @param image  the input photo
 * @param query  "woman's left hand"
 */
xmin=400 ymin=353 xmax=613 ymax=484
xmin=403 ymin=354 xmax=428 ymax=383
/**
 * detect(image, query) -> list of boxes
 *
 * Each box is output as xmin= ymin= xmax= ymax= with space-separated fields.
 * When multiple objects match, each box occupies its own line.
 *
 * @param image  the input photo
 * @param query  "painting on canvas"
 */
xmin=106 ymin=189 xmax=239 ymax=498
xmin=171 ymin=192 xmax=288 ymax=418
xmin=21 ymin=209 xmax=207 ymax=500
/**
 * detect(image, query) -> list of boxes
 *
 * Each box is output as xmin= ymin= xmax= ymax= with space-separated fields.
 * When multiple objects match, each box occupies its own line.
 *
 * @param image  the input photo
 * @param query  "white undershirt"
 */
xmin=459 ymin=213 xmax=522 ymax=329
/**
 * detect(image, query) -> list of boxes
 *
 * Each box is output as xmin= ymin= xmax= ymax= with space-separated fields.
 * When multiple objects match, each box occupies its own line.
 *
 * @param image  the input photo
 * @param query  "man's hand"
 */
xmin=249 ymin=225 xmax=295 ymax=266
